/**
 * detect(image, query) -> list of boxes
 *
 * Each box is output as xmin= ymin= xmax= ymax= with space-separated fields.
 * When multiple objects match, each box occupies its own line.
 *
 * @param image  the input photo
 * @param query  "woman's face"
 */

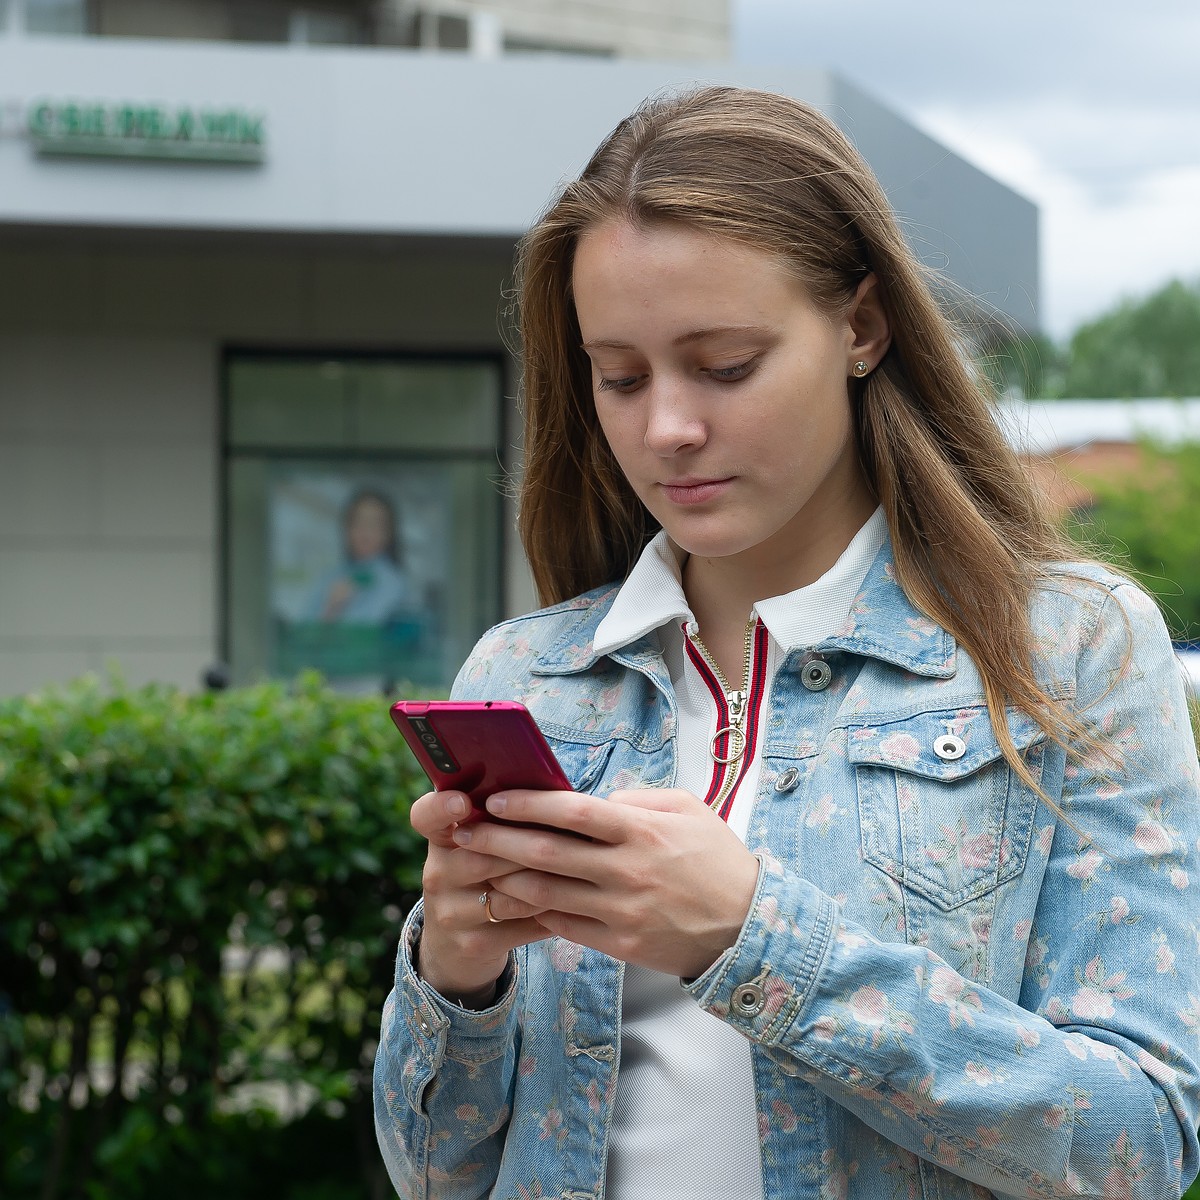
xmin=345 ymin=496 xmax=392 ymax=561
xmin=573 ymin=218 xmax=881 ymax=588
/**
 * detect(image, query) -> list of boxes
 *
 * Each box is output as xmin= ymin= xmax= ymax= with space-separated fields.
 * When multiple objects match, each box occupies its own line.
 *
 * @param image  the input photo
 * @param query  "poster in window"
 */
xmin=267 ymin=463 xmax=449 ymax=688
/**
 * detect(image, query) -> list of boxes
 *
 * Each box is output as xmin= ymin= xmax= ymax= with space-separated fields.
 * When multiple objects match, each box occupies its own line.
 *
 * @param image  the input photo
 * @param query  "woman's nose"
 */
xmin=643 ymin=382 xmax=707 ymax=457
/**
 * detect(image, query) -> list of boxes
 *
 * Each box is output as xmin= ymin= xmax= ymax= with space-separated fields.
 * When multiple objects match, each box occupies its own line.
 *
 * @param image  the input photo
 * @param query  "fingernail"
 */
xmin=446 ymin=793 xmax=468 ymax=818
xmin=452 ymin=825 xmax=472 ymax=846
xmin=487 ymin=793 xmax=508 ymax=815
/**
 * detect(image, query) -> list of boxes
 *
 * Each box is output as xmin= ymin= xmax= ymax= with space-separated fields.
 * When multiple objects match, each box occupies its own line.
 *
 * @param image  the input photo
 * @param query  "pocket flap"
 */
xmin=847 ymin=706 xmax=1045 ymax=781
xmin=544 ymin=736 xmax=616 ymax=795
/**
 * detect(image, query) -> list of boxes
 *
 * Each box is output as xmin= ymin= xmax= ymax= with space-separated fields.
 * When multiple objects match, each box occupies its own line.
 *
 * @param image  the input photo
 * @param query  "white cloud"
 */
xmin=1045 ymin=164 xmax=1200 ymax=335
xmin=733 ymin=0 xmax=1200 ymax=338
xmin=916 ymin=107 xmax=1200 ymax=338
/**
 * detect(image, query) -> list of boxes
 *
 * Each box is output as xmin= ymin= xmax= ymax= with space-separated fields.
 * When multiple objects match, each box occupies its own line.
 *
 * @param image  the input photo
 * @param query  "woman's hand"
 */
xmin=409 ymin=790 xmax=554 ymax=1004
xmin=452 ymin=788 xmax=760 ymax=980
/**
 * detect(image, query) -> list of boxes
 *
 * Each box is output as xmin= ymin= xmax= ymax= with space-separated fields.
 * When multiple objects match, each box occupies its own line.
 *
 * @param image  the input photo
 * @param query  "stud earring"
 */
xmin=852 ymin=360 xmax=870 ymax=378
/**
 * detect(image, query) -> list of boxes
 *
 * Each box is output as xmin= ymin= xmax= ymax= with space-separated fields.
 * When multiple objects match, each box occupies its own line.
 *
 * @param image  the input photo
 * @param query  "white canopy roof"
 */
xmin=997 ymin=399 xmax=1200 ymax=455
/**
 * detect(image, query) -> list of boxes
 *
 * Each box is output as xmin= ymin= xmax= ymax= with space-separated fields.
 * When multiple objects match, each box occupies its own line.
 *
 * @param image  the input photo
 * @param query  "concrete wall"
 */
xmin=95 ymin=0 xmax=236 ymax=40
xmin=443 ymin=0 xmax=729 ymax=58
xmin=0 ymin=39 xmax=1042 ymax=695
xmin=830 ymin=77 xmax=1039 ymax=334
xmin=8 ymin=0 xmax=728 ymax=57
xmin=0 ymin=231 xmax=524 ymax=696
xmin=0 ymin=41 xmax=1037 ymax=336
xmin=0 ymin=331 xmax=217 ymax=694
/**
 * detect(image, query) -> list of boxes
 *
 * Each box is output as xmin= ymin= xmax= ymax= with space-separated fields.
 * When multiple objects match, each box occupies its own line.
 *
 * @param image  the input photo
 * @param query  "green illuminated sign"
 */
xmin=29 ymin=100 xmax=266 ymax=164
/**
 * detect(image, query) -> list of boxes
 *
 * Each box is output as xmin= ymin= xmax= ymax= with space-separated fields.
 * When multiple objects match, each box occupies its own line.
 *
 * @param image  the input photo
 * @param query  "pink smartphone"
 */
xmin=390 ymin=700 xmax=572 ymax=812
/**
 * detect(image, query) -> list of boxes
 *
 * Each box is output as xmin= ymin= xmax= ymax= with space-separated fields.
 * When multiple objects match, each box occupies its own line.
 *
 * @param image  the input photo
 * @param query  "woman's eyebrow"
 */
xmin=581 ymin=325 xmax=772 ymax=352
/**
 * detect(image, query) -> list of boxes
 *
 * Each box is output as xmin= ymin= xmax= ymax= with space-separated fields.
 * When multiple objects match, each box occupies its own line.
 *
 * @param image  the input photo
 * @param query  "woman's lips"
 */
xmin=660 ymin=477 xmax=734 ymax=505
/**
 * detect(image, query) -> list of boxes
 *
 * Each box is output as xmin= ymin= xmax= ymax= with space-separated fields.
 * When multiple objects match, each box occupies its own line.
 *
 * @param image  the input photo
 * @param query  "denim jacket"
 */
xmin=374 ymin=545 xmax=1200 ymax=1200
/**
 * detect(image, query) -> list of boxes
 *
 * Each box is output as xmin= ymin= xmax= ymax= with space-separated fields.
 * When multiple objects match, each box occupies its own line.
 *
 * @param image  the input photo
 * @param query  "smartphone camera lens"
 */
xmin=408 ymin=716 xmax=458 ymax=775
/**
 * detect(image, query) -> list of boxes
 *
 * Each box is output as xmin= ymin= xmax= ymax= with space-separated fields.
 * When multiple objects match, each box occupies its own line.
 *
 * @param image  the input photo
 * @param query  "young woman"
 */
xmin=309 ymin=488 xmax=408 ymax=625
xmin=373 ymin=87 xmax=1200 ymax=1199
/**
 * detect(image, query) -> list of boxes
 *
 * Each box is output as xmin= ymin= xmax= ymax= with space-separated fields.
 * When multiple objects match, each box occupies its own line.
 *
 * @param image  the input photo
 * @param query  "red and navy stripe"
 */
xmin=684 ymin=627 xmax=728 ymax=806
xmin=684 ymin=619 xmax=770 ymax=822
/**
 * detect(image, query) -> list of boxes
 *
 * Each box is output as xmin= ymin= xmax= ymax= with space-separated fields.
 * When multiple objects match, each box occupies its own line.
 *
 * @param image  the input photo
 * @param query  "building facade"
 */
xmin=1 ymin=0 xmax=729 ymax=57
xmin=0 ymin=7 xmax=1039 ymax=697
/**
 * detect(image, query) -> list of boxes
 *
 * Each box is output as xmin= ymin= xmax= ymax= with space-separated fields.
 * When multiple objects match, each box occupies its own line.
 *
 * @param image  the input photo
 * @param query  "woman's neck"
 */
xmin=680 ymin=508 xmax=875 ymax=680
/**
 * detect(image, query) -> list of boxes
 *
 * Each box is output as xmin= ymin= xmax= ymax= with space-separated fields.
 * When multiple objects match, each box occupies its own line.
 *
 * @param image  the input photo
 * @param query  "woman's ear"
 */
xmin=845 ymin=273 xmax=892 ymax=377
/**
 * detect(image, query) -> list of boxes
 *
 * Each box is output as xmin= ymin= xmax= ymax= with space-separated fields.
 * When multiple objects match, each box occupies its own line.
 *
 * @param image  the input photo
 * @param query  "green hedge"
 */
xmin=4 ymin=676 xmax=1197 ymax=1200
xmin=0 ymin=675 xmax=429 ymax=1200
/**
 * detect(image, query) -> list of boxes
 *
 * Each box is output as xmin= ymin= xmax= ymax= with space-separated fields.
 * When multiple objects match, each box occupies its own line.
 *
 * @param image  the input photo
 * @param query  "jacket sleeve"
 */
xmin=374 ymin=629 xmax=537 ymax=1199
xmin=373 ymin=901 xmax=521 ymax=1200
xmin=684 ymin=578 xmax=1200 ymax=1198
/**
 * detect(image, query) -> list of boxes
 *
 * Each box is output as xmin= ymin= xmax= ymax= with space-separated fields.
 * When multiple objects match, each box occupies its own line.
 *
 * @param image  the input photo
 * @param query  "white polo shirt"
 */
xmin=591 ymin=508 xmax=887 ymax=1200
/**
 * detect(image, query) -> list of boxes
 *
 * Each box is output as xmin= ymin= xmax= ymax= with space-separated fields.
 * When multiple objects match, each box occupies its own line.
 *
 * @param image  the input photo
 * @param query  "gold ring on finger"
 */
xmin=483 ymin=891 xmax=502 ymax=924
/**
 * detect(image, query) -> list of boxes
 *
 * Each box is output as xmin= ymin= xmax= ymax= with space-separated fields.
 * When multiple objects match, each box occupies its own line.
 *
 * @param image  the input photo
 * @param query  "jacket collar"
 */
xmin=820 ymin=551 xmax=957 ymax=678
xmin=532 ymin=537 xmax=957 ymax=680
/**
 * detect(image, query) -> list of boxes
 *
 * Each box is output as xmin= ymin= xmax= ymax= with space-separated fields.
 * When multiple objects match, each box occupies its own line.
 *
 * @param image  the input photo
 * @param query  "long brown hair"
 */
xmin=514 ymin=85 xmax=1098 ymax=779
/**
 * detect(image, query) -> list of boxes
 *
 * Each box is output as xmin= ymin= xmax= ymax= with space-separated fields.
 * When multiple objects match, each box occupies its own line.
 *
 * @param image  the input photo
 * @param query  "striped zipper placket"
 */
xmin=683 ymin=616 xmax=769 ymax=822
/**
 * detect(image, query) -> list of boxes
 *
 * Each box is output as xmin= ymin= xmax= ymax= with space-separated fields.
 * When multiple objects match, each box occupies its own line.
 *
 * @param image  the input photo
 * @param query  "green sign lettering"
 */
xmin=27 ymin=98 xmax=267 ymax=164
xmin=28 ymin=103 xmax=54 ymax=138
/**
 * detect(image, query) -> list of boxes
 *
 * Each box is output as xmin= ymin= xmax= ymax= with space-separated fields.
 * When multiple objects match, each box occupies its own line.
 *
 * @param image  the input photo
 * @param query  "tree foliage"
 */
xmin=1061 ymin=278 xmax=1200 ymax=398
xmin=979 ymin=277 xmax=1200 ymax=400
xmin=977 ymin=330 xmax=1064 ymax=400
xmin=1068 ymin=438 xmax=1200 ymax=642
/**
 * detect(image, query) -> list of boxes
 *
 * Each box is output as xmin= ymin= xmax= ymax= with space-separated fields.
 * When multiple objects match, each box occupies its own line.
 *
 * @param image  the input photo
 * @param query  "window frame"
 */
xmin=218 ymin=343 xmax=512 ymax=687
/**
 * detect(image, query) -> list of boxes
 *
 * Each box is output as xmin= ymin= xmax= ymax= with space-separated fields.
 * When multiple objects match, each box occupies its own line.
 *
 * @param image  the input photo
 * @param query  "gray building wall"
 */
xmin=0 ymin=42 xmax=1036 ymax=306
xmin=0 ymin=38 xmax=1039 ymax=696
xmin=408 ymin=0 xmax=730 ymax=58
xmin=0 ymin=232 xmax=523 ymax=695
xmin=3 ymin=0 xmax=730 ymax=57
xmin=830 ymin=77 xmax=1038 ymax=334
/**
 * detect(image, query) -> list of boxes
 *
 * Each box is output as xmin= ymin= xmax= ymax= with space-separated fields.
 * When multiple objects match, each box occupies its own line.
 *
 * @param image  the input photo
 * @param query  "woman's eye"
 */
xmin=706 ymin=360 xmax=756 ymax=382
xmin=596 ymin=375 xmax=644 ymax=393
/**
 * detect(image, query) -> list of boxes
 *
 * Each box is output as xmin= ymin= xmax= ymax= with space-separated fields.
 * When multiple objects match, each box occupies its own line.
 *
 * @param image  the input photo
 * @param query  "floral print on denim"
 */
xmin=374 ymin=546 xmax=1200 ymax=1199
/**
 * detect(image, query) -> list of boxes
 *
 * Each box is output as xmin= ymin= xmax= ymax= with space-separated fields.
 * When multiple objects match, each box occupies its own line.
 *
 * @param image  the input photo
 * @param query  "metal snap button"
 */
xmin=731 ymin=983 xmax=765 ymax=1017
xmin=416 ymin=1010 xmax=433 ymax=1035
xmin=934 ymin=734 xmax=966 ymax=761
xmin=800 ymin=655 xmax=832 ymax=692
xmin=774 ymin=766 xmax=801 ymax=793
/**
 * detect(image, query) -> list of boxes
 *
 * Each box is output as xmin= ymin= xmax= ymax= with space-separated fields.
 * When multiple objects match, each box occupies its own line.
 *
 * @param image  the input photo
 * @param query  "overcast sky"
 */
xmin=733 ymin=0 xmax=1200 ymax=340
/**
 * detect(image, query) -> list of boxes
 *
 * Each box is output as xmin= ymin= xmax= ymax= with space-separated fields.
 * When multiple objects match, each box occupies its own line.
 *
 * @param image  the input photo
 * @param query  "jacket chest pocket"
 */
xmin=848 ymin=705 xmax=1045 ymax=912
